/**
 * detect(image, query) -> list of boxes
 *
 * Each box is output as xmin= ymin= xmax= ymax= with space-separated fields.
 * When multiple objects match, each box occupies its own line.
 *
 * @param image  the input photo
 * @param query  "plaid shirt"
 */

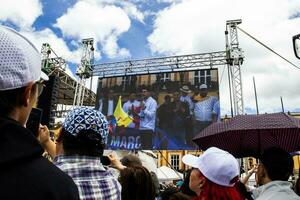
xmin=54 ymin=155 xmax=121 ymax=200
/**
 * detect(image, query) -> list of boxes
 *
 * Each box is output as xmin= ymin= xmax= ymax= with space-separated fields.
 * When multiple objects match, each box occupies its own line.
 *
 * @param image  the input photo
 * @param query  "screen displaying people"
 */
xmin=96 ymin=69 xmax=220 ymax=150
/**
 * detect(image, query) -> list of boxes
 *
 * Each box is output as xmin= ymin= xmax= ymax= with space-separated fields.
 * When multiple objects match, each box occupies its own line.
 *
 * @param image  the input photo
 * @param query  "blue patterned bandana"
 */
xmin=63 ymin=107 xmax=109 ymax=144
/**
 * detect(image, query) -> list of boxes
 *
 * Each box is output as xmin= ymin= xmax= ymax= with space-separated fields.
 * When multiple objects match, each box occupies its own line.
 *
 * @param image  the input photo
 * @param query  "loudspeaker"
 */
xmin=37 ymin=75 xmax=60 ymax=128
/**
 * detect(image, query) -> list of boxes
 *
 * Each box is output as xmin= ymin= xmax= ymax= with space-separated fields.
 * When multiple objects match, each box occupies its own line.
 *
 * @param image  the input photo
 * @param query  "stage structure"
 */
xmin=73 ymin=38 xmax=95 ymax=106
xmin=40 ymin=19 xmax=244 ymax=128
xmin=41 ymin=43 xmax=96 ymax=123
xmin=91 ymin=19 xmax=244 ymax=116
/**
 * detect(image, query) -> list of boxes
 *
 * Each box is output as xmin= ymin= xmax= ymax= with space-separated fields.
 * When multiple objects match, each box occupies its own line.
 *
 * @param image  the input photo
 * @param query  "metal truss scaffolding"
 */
xmin=226 ymin=19 xmax=244 ymax=115
xmin=41 ymin=43 xmax=96 ymax=119
xmin=92 ymin=20 xmax=245 ymax=116
xmin=93 ymin=51 xmax=227 ymax=78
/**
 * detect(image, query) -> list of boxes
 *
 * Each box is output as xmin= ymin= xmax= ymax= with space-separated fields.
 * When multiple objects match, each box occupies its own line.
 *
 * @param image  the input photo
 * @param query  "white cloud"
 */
xmin=19 ymin=28 xmax=85 ymax=79
xmin=20 ymin=28 xmax=80 ymax=64
xmin=0 ymin=0 xmax=42 ymax=29
xmin=119 ymin=1 xmax=145 ymax=24
xmin=54 ymin=0 xmax=132 ymax=59
xmin=148 ymin=0 xmax=300 ymax=114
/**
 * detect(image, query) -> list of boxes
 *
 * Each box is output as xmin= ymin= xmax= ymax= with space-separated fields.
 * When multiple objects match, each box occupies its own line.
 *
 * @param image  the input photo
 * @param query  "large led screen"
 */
xmin=95 ymin=69 xmax=220 ymax=150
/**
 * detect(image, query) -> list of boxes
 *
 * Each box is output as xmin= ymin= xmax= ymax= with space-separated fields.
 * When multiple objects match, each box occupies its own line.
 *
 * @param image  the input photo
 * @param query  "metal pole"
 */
xmin=253 ymin=77 xmax=259 ymax=115
xmin=227 ymin=66 xmax=234 ymax=117
xmin=280 ymin=96 xmax=285 ymax=113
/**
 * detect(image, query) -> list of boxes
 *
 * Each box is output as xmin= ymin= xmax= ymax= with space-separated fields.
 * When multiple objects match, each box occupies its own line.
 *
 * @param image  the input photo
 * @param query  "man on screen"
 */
xmin=98 ymin=89 xmax=116 ymax=118
xmin=193 ymin=84 xmax=218 ymax=135
xmin=123 ymin=93 xmax=140 ymax=129
xmin=179 ymin=85 xmax=194 ymax=115
xmin=139 ymin=87 xmax=157 ymax=148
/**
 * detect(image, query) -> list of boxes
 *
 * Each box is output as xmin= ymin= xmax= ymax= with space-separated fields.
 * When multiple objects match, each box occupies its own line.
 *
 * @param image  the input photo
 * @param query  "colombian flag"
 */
xmin=114 ymin=96 xmax=133 ymax=127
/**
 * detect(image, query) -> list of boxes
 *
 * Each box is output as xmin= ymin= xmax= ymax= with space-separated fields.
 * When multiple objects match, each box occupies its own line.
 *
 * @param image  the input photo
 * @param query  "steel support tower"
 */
xmin=73 ymin=38 xmax=95 ymax=106
xmin=226 ymin=19 xmax=244 ymax=115
xmin=41 ymin=43 xmax=96 ymax=121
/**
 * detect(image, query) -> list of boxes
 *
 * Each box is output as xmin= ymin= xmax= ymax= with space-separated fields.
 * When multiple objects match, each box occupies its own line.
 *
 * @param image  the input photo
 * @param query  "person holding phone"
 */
xmin=0 ymin=26 xmax=79 ymax=200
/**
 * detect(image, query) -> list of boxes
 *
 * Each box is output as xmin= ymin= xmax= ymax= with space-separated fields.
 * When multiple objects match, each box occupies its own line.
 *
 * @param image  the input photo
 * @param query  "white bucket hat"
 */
xmin=182 ymin=147 xmax=239 ymax=187
xmin=180 ymin=85 xmax=191 ymax=93
xmin=0 ymin=25 xmax=48 ymax=91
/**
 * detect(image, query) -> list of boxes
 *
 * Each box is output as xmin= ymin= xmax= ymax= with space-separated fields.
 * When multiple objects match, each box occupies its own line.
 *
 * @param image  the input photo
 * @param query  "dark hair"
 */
xmin=180 ymin=169 xmax=197 ymax=197
xmin=120 ymin=154 xmax=142 ymax=167
xmin=235 ymin=181 xmax=254 ymax=200
xmin=58 ymin=128 xmax=104 ymax=157
xmin=0 ymin=86 xmax=30 ymax=116
xmin=160 ymin=186 xmax=190 ymax=200
xmin=259 ymin=147 xmax=294 ymax=181
xmin=119 ymin=165 xmax=156 ymax=200
xmin=164 ymin=95 xmax=171 ymax=101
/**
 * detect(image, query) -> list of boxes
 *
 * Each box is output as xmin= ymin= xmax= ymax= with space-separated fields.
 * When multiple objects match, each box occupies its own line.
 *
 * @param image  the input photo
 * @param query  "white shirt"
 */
xmin=140 ymin=96 xmax=157 ymax=131
xmin=123 ymin=100 xmax=140 ymax=128
xmin=252 ymin=181 xmax=300 ymax=200
xmin=107 ymin=100 xmax=114 ymax=116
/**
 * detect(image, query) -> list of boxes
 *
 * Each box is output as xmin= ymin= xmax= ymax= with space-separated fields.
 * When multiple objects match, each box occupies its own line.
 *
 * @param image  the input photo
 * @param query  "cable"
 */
xmin=237 ymin=26 xmax=300 ymax=71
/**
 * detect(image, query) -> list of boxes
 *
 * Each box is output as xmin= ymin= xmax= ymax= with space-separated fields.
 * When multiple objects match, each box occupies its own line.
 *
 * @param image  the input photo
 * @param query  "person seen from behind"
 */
xmin=0 ymin=25 xmax=79 ymax=200
xmin=109 ymin=154 xmax=156 ymax=200
xmin=182 ymin=147 xmax=243 ymax=200
xmin=54 ymin=107 xmax=121 ymax=200
xmin=252 ymin=147 xmax=300 ymax=200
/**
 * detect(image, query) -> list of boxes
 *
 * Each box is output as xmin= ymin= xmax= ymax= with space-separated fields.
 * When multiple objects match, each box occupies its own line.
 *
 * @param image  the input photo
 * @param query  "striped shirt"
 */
xmin=194 ymin=96 xmax=218 ymax=121
xmin=54 ymin=155 xmax=121 ymax=200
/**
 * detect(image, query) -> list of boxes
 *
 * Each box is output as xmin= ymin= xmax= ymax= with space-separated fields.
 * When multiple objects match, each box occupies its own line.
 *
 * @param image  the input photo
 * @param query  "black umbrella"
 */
xmin=193 ymin=113 xmax=300 ymax=158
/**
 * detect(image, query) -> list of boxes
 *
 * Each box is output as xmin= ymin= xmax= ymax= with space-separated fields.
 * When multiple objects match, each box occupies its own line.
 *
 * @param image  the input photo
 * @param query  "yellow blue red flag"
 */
xmin=114 ymin=96 xmax=133 ymax=127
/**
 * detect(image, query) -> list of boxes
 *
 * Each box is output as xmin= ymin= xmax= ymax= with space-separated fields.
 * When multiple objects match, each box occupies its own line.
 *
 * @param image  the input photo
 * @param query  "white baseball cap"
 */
xmin=199 ymin=84 xmax=208 ymax=89
xmin=0 ymin=25 xmax=48 ymax=91
xmin=182 ymin=147 xmax=239 ymax=187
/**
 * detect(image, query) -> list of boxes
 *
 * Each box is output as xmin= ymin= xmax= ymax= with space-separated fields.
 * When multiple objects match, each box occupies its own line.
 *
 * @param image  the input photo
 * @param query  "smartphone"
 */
xmin=26 ymin=108 xmax=43 ymax=137
xmin=100 ymin=156 xmax=111 ymax=166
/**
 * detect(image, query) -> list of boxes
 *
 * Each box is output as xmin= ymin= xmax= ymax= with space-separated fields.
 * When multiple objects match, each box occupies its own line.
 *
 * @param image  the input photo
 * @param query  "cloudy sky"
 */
xmin=1 ymin=0 xmax=300 ymax=116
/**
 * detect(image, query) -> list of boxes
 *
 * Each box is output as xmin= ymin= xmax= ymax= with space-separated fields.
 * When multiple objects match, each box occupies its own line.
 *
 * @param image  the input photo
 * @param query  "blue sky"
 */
xmin=1 ymin=0 xmax=300 ymax=115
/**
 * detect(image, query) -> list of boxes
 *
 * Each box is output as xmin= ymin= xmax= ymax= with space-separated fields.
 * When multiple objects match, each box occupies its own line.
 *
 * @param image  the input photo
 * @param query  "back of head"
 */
xmin=259 ymin=147 xmax=293 ymax=181
xmin=120 ymin=165 xmax=156 ymax=200
xmin=197 ymin=171 xmax=243 ymax=200
xmin=0 ymin=26 xmax=48 ymax=117
xmin=120 ymin=154 xmax=142 ymax=167
xmin=182 ymin=147 xmax=242 ymax=200
xmin=58 ymin=107 xmax=109 ymax=157
xmin=182 ymin=147 xmax=240 ymax=187
xmin=160 ymin=186 xmax=190 ymax=200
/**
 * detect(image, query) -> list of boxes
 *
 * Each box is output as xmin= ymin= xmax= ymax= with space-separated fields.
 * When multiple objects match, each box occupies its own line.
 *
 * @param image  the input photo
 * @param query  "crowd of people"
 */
xmin=97 ymin=83 xmax=220 ymax=149
xmin=2 ymin=25 xmax=300 ymax=200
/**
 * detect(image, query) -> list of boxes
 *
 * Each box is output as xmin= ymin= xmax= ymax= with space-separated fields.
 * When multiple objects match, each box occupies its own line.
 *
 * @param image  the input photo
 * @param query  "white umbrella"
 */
xmin=157 ymin=166 xmax=183 ymax=182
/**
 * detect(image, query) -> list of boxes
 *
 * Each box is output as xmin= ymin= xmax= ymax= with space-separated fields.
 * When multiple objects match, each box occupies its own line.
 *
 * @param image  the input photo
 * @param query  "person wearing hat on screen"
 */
xmin=0 ymin=26 xmax=79 ymax=199
xmin=179 ymin=85 xmax=194 ymax=115
xmin=182 ymin=147 xmax=243 ymax=200
xmin=192 ymin=83 xmax=218 ymax=137
xmin=54 ymin=107 xmax=122 ymax=200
